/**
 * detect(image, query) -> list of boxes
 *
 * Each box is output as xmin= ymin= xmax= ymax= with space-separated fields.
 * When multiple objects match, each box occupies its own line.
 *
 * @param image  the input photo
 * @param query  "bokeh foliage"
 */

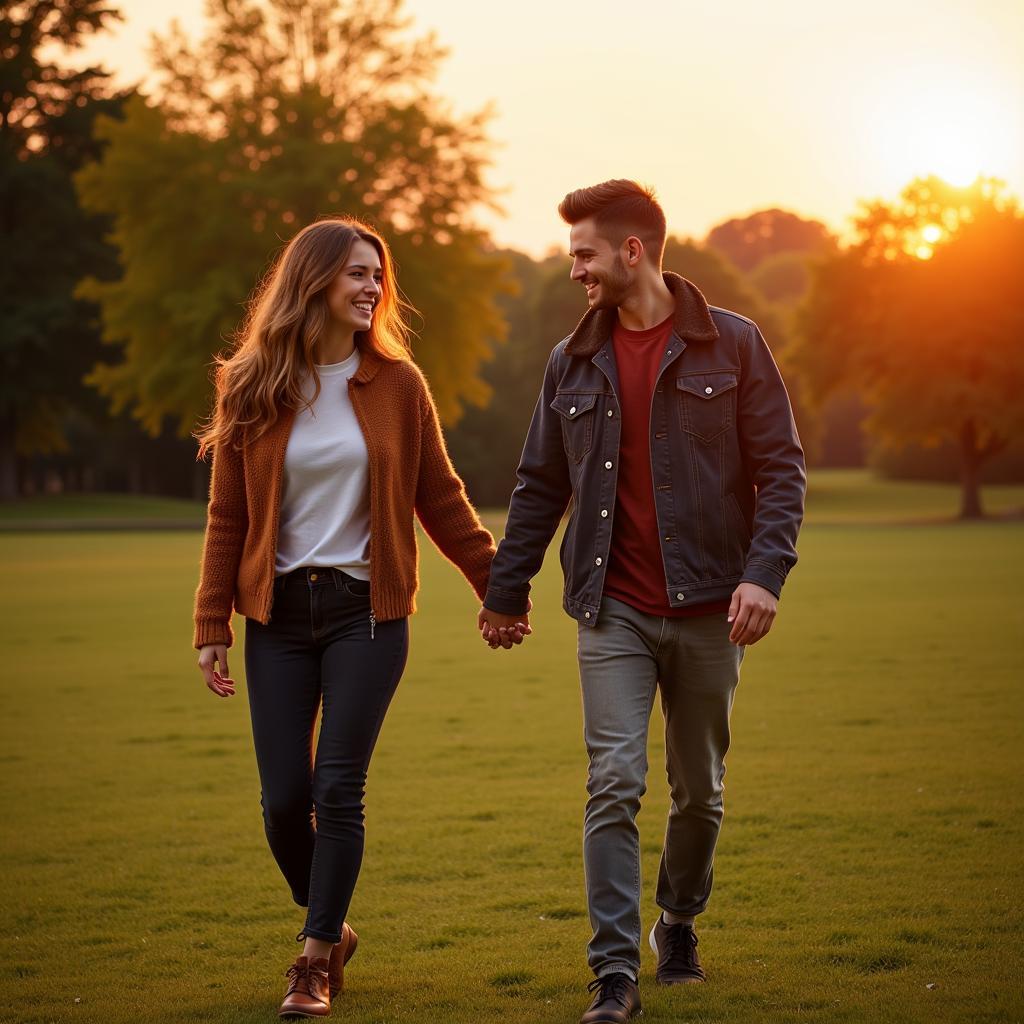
xmin=792 ymin=177 xmax=1024 ymax=517
xmin=76 ymin=0 xmax=511 ymax=436
xmin=0 ymin=0 xmax=129 ymax=495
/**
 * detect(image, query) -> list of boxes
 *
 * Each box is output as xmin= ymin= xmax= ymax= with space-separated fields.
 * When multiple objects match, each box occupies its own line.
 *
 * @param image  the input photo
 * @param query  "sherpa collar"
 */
xmin=563 ymin=271 xmax=719 ymax=358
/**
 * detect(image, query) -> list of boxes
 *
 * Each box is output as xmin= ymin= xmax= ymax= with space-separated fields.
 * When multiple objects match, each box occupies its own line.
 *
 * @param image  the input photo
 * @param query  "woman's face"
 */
xmin=325 ymin=239 xmax=383 ymax=334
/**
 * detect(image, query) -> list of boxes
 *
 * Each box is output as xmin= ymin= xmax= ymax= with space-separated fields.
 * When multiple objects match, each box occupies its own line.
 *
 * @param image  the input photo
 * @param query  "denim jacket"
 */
xmin=484 ymin=272 xmax=806 ymax=626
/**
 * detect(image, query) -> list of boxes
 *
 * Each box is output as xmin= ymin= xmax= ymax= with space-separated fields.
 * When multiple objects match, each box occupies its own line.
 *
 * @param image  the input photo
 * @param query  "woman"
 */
xmin=193 ymin=217 xmax=513 ymax=1018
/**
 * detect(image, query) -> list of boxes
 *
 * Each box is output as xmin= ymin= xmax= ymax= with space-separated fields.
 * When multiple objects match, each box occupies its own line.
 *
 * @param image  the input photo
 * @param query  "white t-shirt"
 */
xmin=274 ymin=350 xmax=370 ymax=579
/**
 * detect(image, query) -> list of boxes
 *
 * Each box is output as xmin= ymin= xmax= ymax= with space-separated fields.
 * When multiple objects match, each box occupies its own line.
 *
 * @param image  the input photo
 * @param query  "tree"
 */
xmin=706 ymin=208 xmax=834 ymax=273
xmin=76 ymin=0 xmax=510 ymax=439
xmin=444 ymin=250 xmax=549 ymax=507
xmin=663 ymin=238 xmax=782 ymax=337
xmin=0 ymin=0 xmax=127 ymax=498
xmin=749 ymin=249 xmax=817 ymax=305
xmin=792 ymin=177 xmax=1024 ymax=518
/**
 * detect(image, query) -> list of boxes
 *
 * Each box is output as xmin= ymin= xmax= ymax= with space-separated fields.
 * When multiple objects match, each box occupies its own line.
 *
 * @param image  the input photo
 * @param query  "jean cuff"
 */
xmin=296 ymin=927 xmax=342 ymax=944
xmin=596 ymin=962 xmax=638 ymax=983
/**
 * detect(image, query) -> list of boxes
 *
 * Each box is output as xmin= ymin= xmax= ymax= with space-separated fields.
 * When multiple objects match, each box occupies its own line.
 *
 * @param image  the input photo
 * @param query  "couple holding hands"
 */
xmin=193 ymin=178 xmax=805 ymax=1021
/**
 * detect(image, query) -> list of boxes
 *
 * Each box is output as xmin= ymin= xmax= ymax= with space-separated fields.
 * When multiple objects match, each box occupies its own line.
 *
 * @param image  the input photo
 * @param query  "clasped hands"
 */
xmin=478 ymin=600 xmax=532 ymax=650
xmin=477 ymin=582 xmax=777 ymax=651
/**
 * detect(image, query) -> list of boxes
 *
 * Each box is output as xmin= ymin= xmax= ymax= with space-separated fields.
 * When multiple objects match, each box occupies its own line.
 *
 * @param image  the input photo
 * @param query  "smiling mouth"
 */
xmin=353 ymin=301 xmax=375 ymax=314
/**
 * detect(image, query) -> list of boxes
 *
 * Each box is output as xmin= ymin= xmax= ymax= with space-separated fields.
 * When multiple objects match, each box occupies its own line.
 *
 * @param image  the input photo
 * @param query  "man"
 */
xmin=479 ymin=180 xmax=805 ymax=1023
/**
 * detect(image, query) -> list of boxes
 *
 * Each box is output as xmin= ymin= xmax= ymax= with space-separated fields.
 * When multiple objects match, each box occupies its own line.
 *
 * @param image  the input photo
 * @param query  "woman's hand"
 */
xmin=198 ymin=644 xmax=236 ymax=697
xmin=478 ymin=600 xmax=533 ymax=650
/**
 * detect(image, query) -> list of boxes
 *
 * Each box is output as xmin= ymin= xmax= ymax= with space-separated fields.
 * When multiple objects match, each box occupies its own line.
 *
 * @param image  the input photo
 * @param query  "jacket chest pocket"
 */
xmin=551 ymin=392 xmax=598 ymax=462
xmin=676 ymin=372 xmax=738 ymax=443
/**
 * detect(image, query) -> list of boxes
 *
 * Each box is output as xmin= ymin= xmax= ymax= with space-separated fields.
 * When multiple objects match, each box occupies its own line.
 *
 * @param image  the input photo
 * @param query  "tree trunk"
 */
xmin=0 ymin=413 xmax=18 ymax=500
xmin=958 ymin=419 xmax=984 ymax=520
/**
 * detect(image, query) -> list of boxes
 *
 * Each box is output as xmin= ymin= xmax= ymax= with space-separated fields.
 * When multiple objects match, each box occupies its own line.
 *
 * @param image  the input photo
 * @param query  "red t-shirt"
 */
xmin=603 ymin=314 xmax=732 ymax=619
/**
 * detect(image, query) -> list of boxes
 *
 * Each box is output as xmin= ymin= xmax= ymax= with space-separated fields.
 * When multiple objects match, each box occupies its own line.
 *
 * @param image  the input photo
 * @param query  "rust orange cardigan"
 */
xmin=193 ymin=349 xmax=495 ymax=649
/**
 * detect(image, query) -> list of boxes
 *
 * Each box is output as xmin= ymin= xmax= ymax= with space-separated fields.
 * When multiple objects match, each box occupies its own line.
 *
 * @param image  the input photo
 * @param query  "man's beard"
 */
xmin=590 ymin=254 xmax=632 ymax=310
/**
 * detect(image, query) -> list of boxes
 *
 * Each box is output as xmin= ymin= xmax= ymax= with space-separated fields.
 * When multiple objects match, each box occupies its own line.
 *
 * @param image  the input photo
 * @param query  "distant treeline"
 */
xmin=4 ymin=1 xmax=1021 ymax=519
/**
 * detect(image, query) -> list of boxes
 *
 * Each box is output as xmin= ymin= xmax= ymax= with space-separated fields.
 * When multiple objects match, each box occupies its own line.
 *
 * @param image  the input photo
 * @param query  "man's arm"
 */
xmin=482 ymin=344 xmax=574 ymax=620
xmin=729 ymin=321 xmax=806 ymax=644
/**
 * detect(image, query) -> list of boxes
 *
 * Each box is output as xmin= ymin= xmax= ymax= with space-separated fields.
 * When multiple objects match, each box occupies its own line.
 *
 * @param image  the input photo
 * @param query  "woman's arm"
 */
xmin=193 ymin=436 xmax=249 ymax=649
xmin=413 ymin=380 xmax=496 ymax=601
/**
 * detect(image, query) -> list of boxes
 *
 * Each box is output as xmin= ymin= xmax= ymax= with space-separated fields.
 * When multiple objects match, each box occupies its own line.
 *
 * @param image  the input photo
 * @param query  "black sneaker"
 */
xmin=579 ymin=971 xmax=642 ymax=1023
xmin=649 ymin=915 xmax=706 ymax=984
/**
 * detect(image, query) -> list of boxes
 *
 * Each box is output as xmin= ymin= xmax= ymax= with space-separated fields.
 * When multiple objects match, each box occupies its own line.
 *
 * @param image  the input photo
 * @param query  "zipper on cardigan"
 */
xmin=369 ymin=609 xmax=376 ymax=640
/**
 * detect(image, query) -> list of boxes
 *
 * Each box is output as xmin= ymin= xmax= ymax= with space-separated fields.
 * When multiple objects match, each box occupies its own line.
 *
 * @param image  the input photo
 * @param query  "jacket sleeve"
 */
xmin=414 ymin=378 xmax=496 ymax=601
xmin=736 ymin=322 xmax=806 ymax=598
xmin=483 ymin=345 xmax=573 ymax=616
xmin=193 ymin=436 xmax=248 ymax=649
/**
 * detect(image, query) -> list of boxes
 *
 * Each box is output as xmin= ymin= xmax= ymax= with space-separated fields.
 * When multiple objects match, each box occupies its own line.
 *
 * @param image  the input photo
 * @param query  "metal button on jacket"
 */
xmin=676 ymin=592 xmax=685 ymax=600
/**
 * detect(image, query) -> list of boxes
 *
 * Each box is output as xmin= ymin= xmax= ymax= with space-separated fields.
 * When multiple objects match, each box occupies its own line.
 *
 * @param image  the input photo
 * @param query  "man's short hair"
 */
xmin=558 ymin=179 xmax=666 ymax=263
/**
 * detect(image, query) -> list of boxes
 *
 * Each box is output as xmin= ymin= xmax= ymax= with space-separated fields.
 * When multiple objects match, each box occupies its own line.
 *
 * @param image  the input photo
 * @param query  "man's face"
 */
xmin=568 ymin=217 xmax=633 ymax=310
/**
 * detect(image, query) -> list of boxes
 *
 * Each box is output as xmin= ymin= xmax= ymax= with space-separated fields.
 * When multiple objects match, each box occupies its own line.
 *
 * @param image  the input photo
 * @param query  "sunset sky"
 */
xmin=74 ymin=0 xmax=1024 ymax=256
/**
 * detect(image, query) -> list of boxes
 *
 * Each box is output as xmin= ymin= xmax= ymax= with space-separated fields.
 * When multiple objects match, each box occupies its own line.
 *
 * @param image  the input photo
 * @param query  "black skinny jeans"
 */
xmin=244 ymin=567 xmax=408 ymax=943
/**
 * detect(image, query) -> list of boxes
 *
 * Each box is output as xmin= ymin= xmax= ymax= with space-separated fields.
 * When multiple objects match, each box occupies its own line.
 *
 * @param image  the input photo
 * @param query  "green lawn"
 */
xmin=1 ymin=476 xmax=1022 ymax=1023
xmin=2 ymin=468 xmax=1022 ymax=530
xmin=0 ymin=493 xmax=205 ymax=529
xmin=804 ymin=469 xmax=1024 ymax=524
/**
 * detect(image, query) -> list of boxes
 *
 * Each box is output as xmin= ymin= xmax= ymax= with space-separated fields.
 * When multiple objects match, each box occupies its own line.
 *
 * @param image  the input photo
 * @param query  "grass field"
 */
xmin=1 ymin=473 xmax=1022 ymax=1023
xmin=0 ymin=493 xmax=205 ymax=531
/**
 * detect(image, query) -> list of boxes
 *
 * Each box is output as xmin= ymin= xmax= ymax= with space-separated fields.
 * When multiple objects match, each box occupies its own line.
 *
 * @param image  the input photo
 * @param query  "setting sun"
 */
xmin=868 ymin=70 xmax=1018 ymax=193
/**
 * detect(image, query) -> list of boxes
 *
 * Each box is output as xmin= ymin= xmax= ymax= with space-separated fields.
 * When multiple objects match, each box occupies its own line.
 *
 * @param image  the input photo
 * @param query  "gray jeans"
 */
xmin=578 ymin=596 xmax=744 ymax=980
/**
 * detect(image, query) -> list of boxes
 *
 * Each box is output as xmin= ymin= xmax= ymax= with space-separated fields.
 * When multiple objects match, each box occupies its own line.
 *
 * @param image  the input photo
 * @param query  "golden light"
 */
xmin=868 ymin=70 xmax=1017 ymax=192
xmin=909 ymin=224 xmax=945 ymax=260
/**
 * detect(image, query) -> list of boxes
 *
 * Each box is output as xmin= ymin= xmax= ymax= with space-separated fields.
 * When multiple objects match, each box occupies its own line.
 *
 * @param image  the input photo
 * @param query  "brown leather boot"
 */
xmin=580 ymin=972 xmax=642 ymax=1023
xmin=279 ymin=955 xmax=331 ymax=1018
xmin=327 ymin=922 xmax=359 ymax=998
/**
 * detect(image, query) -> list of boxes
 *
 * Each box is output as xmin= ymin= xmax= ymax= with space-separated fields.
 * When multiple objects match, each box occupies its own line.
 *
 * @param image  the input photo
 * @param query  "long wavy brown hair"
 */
xmin=196 ymin=217 xmax=414 ymax=456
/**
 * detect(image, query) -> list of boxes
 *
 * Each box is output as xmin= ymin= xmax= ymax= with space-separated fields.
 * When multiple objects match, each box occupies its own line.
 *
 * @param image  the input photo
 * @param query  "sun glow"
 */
xmin=868 ymin=71 xmax=1018 ymax=192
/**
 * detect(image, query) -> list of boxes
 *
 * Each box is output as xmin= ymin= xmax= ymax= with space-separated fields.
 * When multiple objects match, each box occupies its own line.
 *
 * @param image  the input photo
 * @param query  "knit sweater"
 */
xmin=193 ymin=348 xmax=495 ymax=649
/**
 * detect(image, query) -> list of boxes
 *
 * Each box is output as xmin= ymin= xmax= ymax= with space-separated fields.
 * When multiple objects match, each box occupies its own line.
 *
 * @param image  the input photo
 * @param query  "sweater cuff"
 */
xmin=194 ymin=617 xmax=234 ymax=650
xmin=468 ymin=560 xmax=493 ymax=603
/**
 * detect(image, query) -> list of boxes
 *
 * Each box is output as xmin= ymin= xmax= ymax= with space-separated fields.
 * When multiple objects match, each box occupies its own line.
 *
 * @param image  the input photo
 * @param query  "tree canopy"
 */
xmin=76 ymin=0 xmax=510 ymax=437
xmin=792 ymin=177 xmax=1024 ymax=517
xmin=706 ymin=208 xmax=834 ymax=273
xmin=0 ymin=0 xmax=127 ymax=498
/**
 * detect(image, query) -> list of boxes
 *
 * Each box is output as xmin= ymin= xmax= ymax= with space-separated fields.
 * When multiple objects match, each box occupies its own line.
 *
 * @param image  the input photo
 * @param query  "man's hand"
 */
xmin=478 ymin=603 xmax=532 ymax=650
xmin=727 ymin=582 xmax=777 ymax=646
